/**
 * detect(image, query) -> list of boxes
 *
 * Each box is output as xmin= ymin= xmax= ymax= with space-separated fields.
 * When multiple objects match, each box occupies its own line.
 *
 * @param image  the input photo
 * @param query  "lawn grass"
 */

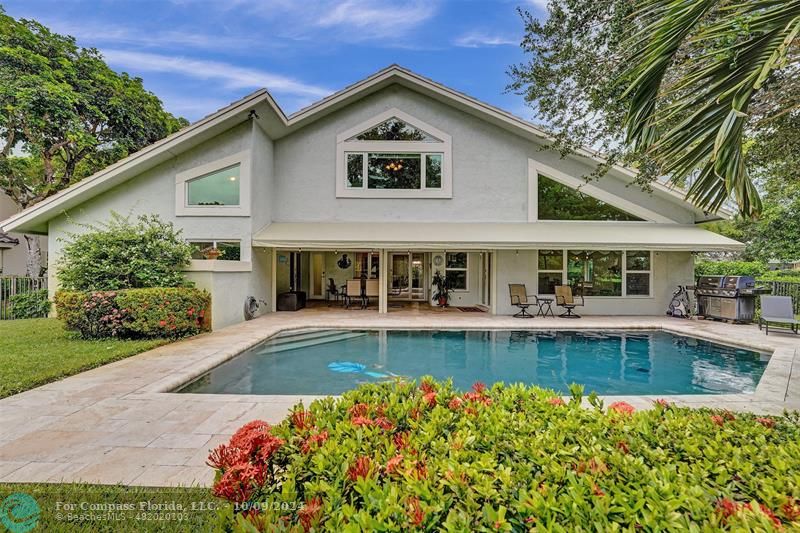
xmin=0 ymin=483 xmax=222 ymax=532
xmin=0 ymin=318 xmax=167 ymax=398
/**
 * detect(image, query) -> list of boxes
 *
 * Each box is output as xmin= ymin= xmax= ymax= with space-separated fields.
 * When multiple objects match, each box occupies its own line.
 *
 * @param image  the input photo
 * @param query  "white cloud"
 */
xmin=317 ymin=0 xmax=437 ymax=39
xmin=526 ymin=0 xmax=549 ymax=9
xmin=102 ymin=50 xmax=332 ymax=99
xmin=454 ymin=32 xmax=519 ymax=48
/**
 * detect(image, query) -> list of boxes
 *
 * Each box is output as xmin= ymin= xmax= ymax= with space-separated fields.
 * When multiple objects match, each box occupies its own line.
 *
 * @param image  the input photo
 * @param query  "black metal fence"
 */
xmin=0 ymin=276 xmax=48 ymax=320
xmin=758 ymin=280 xmax=800 ymax=316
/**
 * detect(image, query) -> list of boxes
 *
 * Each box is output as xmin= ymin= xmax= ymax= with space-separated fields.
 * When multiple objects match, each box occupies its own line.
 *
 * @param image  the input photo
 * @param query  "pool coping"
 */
xmin=136 ymin=319 xmax=795 ymax=409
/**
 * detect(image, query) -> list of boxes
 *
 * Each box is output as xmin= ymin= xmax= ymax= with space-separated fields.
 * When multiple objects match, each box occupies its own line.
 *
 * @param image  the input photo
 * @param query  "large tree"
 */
xmin=0 ymin=7 xmax=188 ymax=276
xmin=508 ymin=0 xmax=800 ymax=217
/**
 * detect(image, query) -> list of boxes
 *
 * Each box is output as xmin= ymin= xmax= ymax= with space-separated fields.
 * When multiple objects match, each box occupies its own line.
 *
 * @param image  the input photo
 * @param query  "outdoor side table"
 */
xmin=537 ymin=298 xmax=555 ymax=317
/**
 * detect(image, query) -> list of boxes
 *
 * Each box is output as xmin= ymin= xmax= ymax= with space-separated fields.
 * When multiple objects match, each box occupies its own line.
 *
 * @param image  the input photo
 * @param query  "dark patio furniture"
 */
xmin=759 ymin=295 xmax=799 ymax=335
xmin=509 ymin=284 xmax=537 ymax=318
xmin=537 ymin=297 xmax=555 ymax=317
xmin=326 ymin=278 xmax=340 ymax=305
xmin=555 ymin=286 xmax=584 ymax=318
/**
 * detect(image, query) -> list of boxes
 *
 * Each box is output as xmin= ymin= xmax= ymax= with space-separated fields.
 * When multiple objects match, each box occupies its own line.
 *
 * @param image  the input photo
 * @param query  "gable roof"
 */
xmin=0 ymin=64 xmax=728 ymax=234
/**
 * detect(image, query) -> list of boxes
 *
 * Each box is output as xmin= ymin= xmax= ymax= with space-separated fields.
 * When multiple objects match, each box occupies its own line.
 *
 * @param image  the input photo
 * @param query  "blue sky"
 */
xmin=2 ymin=0 xmax=547 ymax=122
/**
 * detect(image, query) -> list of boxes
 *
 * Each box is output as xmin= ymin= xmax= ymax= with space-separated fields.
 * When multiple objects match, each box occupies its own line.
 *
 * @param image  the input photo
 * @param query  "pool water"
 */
xmin=177 ymin=329 xmax=769 ymax=396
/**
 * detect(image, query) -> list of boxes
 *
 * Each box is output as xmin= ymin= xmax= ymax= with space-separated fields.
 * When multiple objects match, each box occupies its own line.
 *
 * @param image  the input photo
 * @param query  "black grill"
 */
xmin=694 ymin=275 xmax=768 ymax=323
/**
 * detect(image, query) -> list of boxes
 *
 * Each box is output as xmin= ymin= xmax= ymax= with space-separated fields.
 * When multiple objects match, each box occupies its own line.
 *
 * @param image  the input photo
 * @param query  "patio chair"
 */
xmin=364 ymin=279 xmax=380 ymax=308
xmin=555 ymin=285 xmax=584 ymax=318
xmin=759 ymin=295 xmax=799 ymax=335
xmin=509 ymin=284 xmax=537 ymax=318
xmin=326 ymin=278 xmax=340 ymax=305
xmin=345 ymin=280 xmax=363 ymax=309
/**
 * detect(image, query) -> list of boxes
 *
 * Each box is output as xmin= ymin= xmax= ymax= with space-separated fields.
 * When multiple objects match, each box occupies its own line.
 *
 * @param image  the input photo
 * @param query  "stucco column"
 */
xmin=379 ymin=249 xmax=388 ymax=314
xmin=270 ymin=248 xmax=277 ymax=313
xmin=490 ymin=251 xmax=497 ymax=315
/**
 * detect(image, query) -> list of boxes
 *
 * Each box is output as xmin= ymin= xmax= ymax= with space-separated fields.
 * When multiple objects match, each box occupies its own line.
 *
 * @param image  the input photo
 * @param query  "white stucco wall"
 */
xmin=273 ymin=86 xmax=695 ymax=224
xmin=46 ymin=120 xmax=271 ymax=329
xmin=494 ymin=250 xmax=694 ymax=316
xmin=0 ymin=193 xmax=47 ymax=276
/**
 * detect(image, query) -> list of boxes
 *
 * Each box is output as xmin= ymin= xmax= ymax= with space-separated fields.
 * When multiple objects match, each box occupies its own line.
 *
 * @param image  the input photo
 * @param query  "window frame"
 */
xmin=535 ymin=249 xmax=653 ymax=298
xmin=445 ymin=251 xmax=469 ymax=292
xmin=336 ymin=109 xmax=452 ymax=199
xmin=175 ymin=150 xmax=251 ymax=217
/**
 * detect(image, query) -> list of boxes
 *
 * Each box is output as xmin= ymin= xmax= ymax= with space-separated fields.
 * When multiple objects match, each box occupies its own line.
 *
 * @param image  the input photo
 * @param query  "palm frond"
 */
xmin=619 ymin=0 xmax=800 ymax=217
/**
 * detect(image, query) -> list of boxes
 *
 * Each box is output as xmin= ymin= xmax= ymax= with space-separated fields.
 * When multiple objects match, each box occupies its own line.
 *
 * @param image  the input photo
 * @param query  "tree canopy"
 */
xmin=509 ymin=0 xmax=799 ymax=218
xmin=0 ymin=7 xmax=188 ymax=209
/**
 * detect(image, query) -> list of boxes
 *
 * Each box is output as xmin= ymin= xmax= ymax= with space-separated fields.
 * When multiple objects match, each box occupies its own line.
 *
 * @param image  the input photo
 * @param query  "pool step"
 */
xmin=270 ymin=329 xmax=352 ymax=346
xmin=258 ymin=331 xmax=368 ymax=354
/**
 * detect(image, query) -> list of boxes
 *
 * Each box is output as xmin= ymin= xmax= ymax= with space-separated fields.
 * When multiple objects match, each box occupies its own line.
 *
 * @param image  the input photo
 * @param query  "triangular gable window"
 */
xmin=347 ymin=118 xmax=441 ymax=142
xmin=538 ymin=175 xmax=643 ymax=221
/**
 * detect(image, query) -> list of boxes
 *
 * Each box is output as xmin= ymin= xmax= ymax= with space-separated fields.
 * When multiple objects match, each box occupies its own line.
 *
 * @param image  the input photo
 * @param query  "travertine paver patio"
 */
xmin=0 ymin=310 xmax=797 ymax=487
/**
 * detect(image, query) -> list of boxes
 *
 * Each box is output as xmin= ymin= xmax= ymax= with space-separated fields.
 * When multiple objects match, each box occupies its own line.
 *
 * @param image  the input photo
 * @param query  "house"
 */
xmin=0 ymin=65 xmax=742 ymax=328
xmin=0 ymin=192 xmax=47 ymax=276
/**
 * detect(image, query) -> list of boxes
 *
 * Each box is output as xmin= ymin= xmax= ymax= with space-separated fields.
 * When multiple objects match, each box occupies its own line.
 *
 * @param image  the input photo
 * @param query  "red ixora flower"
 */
xmin=472 ymin=381 xmax=487 ymax=394
xmin=301 ymin=431 xmax=329 ymax=454
xmin=548 ymin=397 xmax=566 ymax=406
xmin=206 ymin=443 xmax=246 ymax=470
xmin=393 ymin=431 xmax=410 ymax=450
xmin=609 ymin=402 xmax=635 ymax=415
xmin=347 ymin=456 xmax=372 ymax=481
xmin=710 ymin=415 xmax=725 ymax=427
xmin=448 ymin=396 xmax=464 ymax=410
xmin=373 ymin=416 xmax=394 ymax=431
xmin=420 ymin=381 xmax=436 ymax=395
xmin=782 ymin=497 xmax=800 ymax=521
xmin=386 ymin=454 xmax=404 ymax=475
xmin=348 ymin=403 xmax=370 ymax=418
xmin=616 ymin=440 xmax=630 ymax=454
xmin=228 ymin=420 xmax=284 ymax=461
xmin=756 ymin=417 xmax=776 ymax=429
xmin=422 ymin=391 xmax=437 ymax=408
xmin=407 ymin=497 xmax=425 ymax=527
xmin=298 ymin=496 xmax=323 ymax=532
xmin=212 ymin=463 xmax=267 ymax=503
xmin=351 ymin=415 xmax=373 ymax=427
xmin=291 ymin=410 xmax=314 ymax=431
xmin=592 ymin=484 xmax=605 ymax=497
xmin=654 ymin=398 xmax=671 ymax=408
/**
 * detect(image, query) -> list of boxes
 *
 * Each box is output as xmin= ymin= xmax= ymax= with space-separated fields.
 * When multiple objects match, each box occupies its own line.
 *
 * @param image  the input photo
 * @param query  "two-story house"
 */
xmin=0 ymin=66 xmax=742 ymax=328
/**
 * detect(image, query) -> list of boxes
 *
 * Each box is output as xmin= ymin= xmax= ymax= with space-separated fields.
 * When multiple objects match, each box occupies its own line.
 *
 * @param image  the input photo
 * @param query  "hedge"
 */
xmin=54 ymin=288 xmax=210 ymax=339
xmin=8 ymin=289 xmax=50 ymax=319
xmin=209 ymin=380 xmax=800 ymax=531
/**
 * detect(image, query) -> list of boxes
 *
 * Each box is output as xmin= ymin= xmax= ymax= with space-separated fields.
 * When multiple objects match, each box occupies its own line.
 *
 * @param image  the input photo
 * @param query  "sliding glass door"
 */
xmin=390 ymin=252 xmax=426 ymax=301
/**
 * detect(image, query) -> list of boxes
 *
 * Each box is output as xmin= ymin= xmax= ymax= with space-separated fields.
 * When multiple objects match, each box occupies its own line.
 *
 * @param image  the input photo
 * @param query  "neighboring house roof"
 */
xmin=253 ymin=221 xmax=744 ymax=252
xmin=0 ymin=64 xmax=729 ymax=235
xmin=0 ymin=232 xmax=19 ymax=248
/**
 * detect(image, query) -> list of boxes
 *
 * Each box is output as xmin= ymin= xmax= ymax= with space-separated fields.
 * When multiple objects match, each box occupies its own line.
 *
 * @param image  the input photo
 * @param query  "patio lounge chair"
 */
xmin=345 ymin=280 xmax=364 ymax=309
xmin=509 ymin=284 xmax=537 ymax=318
xmin=364 ymin=279 xmax=380 ymax=308
xmin=555 ymin=285 xmax=584 ymax=318
xmin=759 ymin=295 xmax=799 ymax=335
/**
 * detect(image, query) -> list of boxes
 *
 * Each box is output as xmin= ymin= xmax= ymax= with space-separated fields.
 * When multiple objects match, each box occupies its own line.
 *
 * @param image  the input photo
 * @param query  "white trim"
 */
xmin=175 ymin=150 xmax=251 ymax=217
xmin=185 ymin=260 xmax=252 ymax=272
xmin=336 ymin=108 xmax=453 ymax=199
xmin=527 ymin=159 xmax=537 ymax=222
xmin=530 ymin=161 xmax=675 ymax=224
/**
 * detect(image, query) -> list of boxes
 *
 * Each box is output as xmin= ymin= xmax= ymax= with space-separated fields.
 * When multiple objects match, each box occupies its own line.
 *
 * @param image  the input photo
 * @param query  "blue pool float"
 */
xmin=328 ymin=361 xmax=390 ymax=378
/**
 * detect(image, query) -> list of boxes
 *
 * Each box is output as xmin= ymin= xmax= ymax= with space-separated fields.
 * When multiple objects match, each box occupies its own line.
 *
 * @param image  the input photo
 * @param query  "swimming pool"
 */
xmin=176 ymin=329 xmax=769 ymax=396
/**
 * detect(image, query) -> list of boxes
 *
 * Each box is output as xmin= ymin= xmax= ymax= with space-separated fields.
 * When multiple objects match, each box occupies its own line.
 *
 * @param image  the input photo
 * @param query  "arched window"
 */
xmin=336 ymin=109 xmax=452 ymax=198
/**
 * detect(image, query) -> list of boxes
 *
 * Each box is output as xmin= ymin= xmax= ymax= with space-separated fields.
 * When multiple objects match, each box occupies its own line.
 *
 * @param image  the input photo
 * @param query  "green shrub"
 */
xmin=54 ymin=288 xmax=210 ymax=339
xmin=694 ymin=260 xmax=766 ymax=278
xmin=209 ymin=380 xmax=800 ymax=531
xmin=759 ymin=270 xmax=800 ymax=283
xmin=9 ymin=289 xmax=50 ymax=319
xmin=57 ymin=212 xmax=194 ymax=291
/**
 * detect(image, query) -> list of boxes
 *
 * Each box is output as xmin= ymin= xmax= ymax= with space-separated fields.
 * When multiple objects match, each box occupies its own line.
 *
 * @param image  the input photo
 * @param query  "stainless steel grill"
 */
xmin=695 ymin=275 xmax=768 ymax=323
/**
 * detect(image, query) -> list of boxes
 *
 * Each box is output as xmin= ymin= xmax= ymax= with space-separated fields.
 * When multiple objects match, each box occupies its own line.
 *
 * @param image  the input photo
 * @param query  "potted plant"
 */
xmin=431 ymin=271 xmax=451 ymax=307
xmin=203 ymin=246 xmax=222 ymax=260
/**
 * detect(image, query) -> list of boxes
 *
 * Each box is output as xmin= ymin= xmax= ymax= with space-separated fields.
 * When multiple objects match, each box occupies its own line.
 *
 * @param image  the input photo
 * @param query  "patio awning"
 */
xmin=253 ymin=222 xmax=744 ymax=252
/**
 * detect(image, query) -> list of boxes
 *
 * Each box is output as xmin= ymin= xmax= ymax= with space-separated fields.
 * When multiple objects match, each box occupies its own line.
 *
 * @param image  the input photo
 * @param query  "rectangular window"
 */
xmin=346 ymin=153 xmax=363 ymax=188
xmin=189 ymin=240 xmax=241 ymax=261
xmin=568 ymin=250 xmax=623 ymax=296
xmin=445 ymin=252 xmax=468 ymax=291
xmin=425 ymin=154 xmax=442 ymax=188
xmin=537 ymin=250 xmax=564 ymax=294
xmin=187 ymin=164 xmax=240 ymax=206
xmin=625 ymin=250 xmax=651 ymax=296
xmin=368 ymin=153 xmax=422 ymax=189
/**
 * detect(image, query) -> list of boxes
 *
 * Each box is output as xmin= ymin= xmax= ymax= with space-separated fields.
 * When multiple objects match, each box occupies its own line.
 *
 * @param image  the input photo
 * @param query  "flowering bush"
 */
xmin=54 ymin=287 xmax=210 ymax=339
xmin=210 ymin=379 xmax=800 ymax=531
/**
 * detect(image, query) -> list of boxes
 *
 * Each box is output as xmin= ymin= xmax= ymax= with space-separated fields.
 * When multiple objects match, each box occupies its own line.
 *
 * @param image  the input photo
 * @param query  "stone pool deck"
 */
xmin=0 ymin=311 xmax=798 ymax=487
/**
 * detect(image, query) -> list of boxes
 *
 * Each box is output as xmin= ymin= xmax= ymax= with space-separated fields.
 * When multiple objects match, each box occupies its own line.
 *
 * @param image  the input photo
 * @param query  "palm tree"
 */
xmin=619 ymin=0 xmax=800 ymax=217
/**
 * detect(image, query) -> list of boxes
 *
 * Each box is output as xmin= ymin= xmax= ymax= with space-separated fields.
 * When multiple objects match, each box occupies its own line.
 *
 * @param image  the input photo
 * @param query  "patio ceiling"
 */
xmin=253 ymin=222 xmax=744 ymax=252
